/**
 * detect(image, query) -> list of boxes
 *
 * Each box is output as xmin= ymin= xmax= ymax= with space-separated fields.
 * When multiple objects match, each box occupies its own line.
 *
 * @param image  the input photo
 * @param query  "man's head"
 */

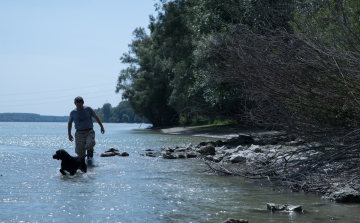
xmin=74 ymin=96 xmax=84 ymax=103
xmin=74 ymin=96 xmax=84 ymax=108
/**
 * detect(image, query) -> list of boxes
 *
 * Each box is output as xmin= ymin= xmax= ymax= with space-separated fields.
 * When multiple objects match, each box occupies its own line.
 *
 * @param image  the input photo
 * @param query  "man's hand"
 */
xmin=100 ymin=126 xmax=105 ymax=134
xmin=68 ymin=134 xmax=74 ymax=142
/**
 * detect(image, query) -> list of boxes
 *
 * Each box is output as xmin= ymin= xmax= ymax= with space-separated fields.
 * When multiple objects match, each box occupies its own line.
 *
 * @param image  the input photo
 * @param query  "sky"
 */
xmin=0 ymin=1 xmax=157 ymax=116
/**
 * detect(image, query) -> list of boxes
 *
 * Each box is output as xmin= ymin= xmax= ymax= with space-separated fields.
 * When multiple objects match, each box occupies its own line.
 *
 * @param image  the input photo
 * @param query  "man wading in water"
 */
xmin=68 ymin=96 xmax=105 ymax=165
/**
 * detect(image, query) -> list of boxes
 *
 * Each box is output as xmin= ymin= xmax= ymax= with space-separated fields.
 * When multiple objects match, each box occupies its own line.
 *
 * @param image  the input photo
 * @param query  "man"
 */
xmin=68 ymin=96 xmax=105 ymax=164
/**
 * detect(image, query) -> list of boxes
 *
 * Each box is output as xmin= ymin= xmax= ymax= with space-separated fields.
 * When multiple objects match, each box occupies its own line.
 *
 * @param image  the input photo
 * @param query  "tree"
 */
xmin=101 ymin=103 xmax=112 ymax=123
xmin=116 ymin=27 xmax=178 ymax=127
xmin=198 ymin=0 xmax=360 ymax=193
xmin=190 ymin=0 xmax=296 ymax=122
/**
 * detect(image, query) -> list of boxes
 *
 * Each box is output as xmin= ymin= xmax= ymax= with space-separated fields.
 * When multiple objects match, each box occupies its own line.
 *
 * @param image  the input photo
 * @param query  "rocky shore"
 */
xmin=157 ymin=126 xmax=360 ymax=204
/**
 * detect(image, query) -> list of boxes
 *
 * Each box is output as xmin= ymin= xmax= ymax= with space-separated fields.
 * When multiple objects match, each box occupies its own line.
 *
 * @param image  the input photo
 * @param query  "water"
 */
xmin=0 ymin=122 xmax=359 ymax=223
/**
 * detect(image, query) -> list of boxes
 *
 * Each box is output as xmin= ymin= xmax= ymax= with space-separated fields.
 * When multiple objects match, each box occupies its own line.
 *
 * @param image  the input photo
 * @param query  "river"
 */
xmin=0 ymin=122 xmax=359 ymax=222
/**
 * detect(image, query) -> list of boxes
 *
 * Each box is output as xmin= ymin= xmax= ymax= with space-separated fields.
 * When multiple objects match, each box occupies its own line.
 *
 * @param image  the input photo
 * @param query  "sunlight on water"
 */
xmin=0 ymin=123 xmax=359 ymax=222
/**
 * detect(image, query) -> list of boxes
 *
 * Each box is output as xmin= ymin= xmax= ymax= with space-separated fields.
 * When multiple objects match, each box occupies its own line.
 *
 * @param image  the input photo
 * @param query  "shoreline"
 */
xmin=158 ymin=125 xmax=360 ymax=204
xmin=160 ymin=125 xmax=277 ymax=139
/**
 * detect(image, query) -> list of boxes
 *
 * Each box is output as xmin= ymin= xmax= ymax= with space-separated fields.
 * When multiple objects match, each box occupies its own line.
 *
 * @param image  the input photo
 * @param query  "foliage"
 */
xmin=115 ymin=27 xmax=178 ymax=127
xmin=95 ymin=101 xmax=146 ymax=123
xmin=116 ymin=0 xmax=297 ymax=127
xmin=116 ymin=0 xmax=360 ymax=136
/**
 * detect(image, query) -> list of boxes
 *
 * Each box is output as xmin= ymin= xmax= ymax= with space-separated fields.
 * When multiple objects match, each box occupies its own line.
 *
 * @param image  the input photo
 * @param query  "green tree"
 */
xmin=101 ymin=103 xmax=112 ymax=123
xmin=122 ymin=114 xmax=129 ymax=123
xmin=116 ymin=27 xmax=178 ymax=127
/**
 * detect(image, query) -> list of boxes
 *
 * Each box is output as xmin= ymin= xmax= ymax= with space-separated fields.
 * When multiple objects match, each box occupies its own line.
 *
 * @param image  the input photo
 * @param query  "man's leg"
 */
xmin=85 ymin=130 xmax=96 ymax=165
xmin=75 ymin=131 xmax=87 ymax=157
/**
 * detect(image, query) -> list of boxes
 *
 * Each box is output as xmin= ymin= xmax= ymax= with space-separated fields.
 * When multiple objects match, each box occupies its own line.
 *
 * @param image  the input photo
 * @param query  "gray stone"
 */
xmin=222 ymin=218 xmax=248 ymax=223
xmin=177 ymin=152 xmax=186 ymax=158
xmin=162 ymin=153 xmax=177 ymax=159
xmin=229 ymin=154 xmax=246 ymax=163
xmin=322 ymin=185 xmax=360 ymax=203
xmin=267 ymin=203 xmax=303 ymax=212
xmin=198 ymin=144 xmax=216 ymax=155
xmin=186 ymin=151 xmax=200 ymax=158
xmin=101 ymin=152 xmax=116 ymax=157
xmin=120 ymin=152 xmax=129 ymax=156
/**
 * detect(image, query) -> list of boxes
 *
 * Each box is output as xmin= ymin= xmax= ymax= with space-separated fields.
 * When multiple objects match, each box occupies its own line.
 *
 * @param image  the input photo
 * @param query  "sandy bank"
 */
xmin=160 ymin=125 xmax=276 ymax=139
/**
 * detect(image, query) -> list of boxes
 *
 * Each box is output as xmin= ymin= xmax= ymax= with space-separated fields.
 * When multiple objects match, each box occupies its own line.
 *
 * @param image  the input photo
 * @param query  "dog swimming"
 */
xmin=52 ymin=149 xmax=87 ymax=176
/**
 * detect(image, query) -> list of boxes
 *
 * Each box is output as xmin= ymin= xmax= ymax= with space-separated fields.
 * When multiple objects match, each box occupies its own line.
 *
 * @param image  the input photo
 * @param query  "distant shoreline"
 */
xmin=0 ymin=113 xmax=68 ymax=122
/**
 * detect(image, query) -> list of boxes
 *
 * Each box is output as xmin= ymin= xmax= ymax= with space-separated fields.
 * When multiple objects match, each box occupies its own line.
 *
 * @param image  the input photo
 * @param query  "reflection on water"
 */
xmin=0 ymin=123 xmax=359 ymax=222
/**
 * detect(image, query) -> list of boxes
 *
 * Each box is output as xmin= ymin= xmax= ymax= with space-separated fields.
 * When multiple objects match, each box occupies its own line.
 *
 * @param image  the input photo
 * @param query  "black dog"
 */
xmin=52 ymin=149 xmax=87 ymax=176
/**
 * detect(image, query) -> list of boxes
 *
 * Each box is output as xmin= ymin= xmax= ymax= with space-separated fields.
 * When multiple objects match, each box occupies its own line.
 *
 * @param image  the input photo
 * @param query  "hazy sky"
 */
xmin=0 ymin=1 xmax=157 ymax=116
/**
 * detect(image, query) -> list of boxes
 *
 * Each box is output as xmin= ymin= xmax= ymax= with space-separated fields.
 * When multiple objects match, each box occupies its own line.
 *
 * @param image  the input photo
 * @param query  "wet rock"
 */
xmin=226 ymin=134 xmax=254 ymax=146
xmin=162 ymin=152 xmax=177 ymax=159
xmin=197 ymin=144 xmax=216 ymax=155
xmin=175 ymin=147 xmax=187 ymax=152
xmin=161 ymin=147 xmax=175 ymax=153
xmin=248 ymin=144 xmax=262 ymax=153
xmin=222 ymin=218 xmax=248 ymax=223
xmin=101 ymin=148 xmax=129 ymax=157
xmin=146 ymin=151 xmax=157 ymax=157
xmin=177 ymin=152 xmax=186 ymax=158
xmin=213 ymin=154 xmax=224 ymax=162
xmin=198 ymin=141 xmax=215 ymax=147
xmin=186 ymin=151 xmax=200 ymax=158
xmin=229 ymin=154 xmax=246 ymax=163
xmin=101 ymin=152 xmax=117 ymax=157
xmin=266 ymin=203 xmax=303 ymax=212
xmin=101 ymin=148 xmax=120 ymax=157
xmin=322 ymin=184 xmax=360 ymax=203
xmin=214 ymin=139 xmax=226 ymax=147
xmin=120 ymin=152 xmax=129 ymax=156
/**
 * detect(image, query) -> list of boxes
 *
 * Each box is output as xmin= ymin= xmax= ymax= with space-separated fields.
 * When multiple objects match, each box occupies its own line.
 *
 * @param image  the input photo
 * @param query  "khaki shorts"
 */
xmin=75 ymin=129 xmax=95 ymax=157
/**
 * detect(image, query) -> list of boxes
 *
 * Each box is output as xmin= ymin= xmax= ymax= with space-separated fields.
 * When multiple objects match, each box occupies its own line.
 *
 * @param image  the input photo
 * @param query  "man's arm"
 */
xmin=94 ymin=116 xmax=105 ymax=134
xmin=68 ymin=122 xmax=74 ymax=141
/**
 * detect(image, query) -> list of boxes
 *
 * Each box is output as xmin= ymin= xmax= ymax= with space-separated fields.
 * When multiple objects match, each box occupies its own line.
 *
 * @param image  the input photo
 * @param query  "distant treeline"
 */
xmin=0 ymin=101 xmax=146 ymax=123
xmin=94 ymin=101 xmax=147 ymax=123
xmin=0 ymin=113 xmax=68 ymax=122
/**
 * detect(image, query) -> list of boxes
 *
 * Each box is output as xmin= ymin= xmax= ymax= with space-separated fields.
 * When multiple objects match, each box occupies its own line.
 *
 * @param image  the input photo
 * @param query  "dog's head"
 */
xmin=52 ymin=149 xmax=70 ymax=160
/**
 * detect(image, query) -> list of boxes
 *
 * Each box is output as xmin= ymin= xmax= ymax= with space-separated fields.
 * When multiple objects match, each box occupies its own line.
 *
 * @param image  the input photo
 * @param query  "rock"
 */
xmin=266 ymin=203 xmax=303 ymax=212
xmin=322 ymin=184 xmax=360 ymax=203
xmin=198 ymin=144 xmax=216 ymax=155
xmin=287 ymin=205 xmax=303 ymax=212
xmin=186 ymin=151 xmax=200 ymax=158
xmin=213 ymin=154 xmax=224 ymax=162
xmin=175 ymin=147 xmax=187 ymax=152
xmin=101 ymin=152 xmax=116 ymax=157
xmin=222 ymin=218 xmax=248 ymax=223
xmin=161 ymin=147 xmax=175 ymax=153
xmin=214 ymin=139 xmax=226 ymax=147
xmin=198 ymin=141 xmax=215 ymax=147
xmin=107 ymin=148 xmax=119 ymax=153
xmin=162 ymin=153 xmax=177 ymax=159
xmin=248 ymin=144 xmax=262 ymax=153
xmin=146 ymin=152 xmax=156 ymax=157
xmin=120 ymin=152 xmax=129 ymax=156
xmin=101 ymin=148 xmax=129 ymax=157
xmin=227 ymin=134 xmax=254 ymax=145
xmin=177 ymin=152 xmax=186 ymax=158
xmin=229 ymin=154 xmax=246 ymax=163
